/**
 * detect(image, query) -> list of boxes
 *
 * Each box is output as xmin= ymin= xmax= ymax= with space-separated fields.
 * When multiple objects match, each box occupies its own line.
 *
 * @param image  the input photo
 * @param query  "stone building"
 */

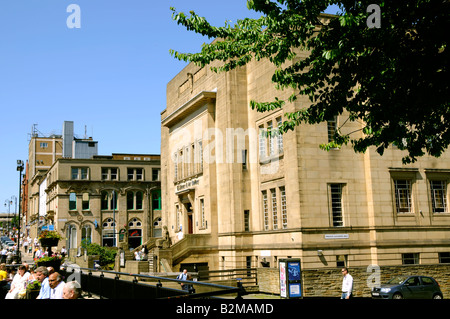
xmin=43 ymin=154 xmax=161 ymax=253
xmin=160 ymin=38 xmax=450 ymax=272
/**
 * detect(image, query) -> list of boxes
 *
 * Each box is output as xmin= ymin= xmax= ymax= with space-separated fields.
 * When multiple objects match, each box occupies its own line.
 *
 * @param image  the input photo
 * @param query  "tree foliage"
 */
xmin=170 ymin=0 xmax=449 ymax=163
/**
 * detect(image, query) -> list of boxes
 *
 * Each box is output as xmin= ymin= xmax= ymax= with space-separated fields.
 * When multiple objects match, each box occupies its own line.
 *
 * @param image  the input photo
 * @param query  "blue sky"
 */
xmin=0 ymin=1 xmax=339 ymax=212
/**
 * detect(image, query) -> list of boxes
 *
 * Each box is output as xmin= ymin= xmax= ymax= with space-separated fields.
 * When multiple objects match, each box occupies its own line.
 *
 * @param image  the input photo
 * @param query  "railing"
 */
xmin=68 ymin=266 xmax=247 ymax=299
xmin=198 ymin=268 xmax=258 ymax=288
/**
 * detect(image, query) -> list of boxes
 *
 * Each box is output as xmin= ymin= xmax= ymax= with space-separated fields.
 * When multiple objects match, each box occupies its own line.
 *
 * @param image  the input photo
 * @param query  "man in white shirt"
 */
xmin=49 ymin=272 xmax=65 ymax=299
xmin=341 ymin=267 xmax=353 ymax=299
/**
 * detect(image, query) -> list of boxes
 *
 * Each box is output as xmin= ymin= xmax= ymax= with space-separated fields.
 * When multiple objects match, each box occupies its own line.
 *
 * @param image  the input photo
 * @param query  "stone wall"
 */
xmin=258 ymin=264 xmax=450 ymax=298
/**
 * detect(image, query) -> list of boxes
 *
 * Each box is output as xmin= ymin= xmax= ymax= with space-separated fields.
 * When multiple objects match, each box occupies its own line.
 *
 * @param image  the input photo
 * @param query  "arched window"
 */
xmin=101 ymin=191 xmax=118 ymax=210
xmin=128 ymin=218 xmax=142 ymax=249
xmin=82 ymin=224 xmax=92 ymax=245
xmin=102 ymin=218 xmax=116 ymax=247
xmin=66 ymin=224 xmax=77 ymax=251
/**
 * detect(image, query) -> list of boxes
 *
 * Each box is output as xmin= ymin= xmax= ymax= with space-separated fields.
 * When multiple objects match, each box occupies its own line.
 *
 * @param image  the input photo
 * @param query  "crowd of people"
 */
xmin=1 ymin=263 xmax=82 ymax=299
xmin=0 ymin=233 xmax=81 ymax=300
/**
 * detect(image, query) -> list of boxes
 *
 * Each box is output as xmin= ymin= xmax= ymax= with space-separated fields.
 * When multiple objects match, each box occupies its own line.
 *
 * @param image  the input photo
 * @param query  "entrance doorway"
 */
xmin=187 ymin=214 xmax=193 ymax=234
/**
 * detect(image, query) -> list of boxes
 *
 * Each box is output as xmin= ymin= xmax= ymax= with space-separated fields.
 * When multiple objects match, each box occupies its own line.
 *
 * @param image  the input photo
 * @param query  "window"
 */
xmin=174 ymin=153 xmax=178 ymax=180
xmin=82 ymin=225 xmax=92 ymax=245
xmin=330 ymin=184 xmax=344 ymax=227
xmin=175 ymin=204 xmax=181 ymax=231
xmin=242 ymin=149 xmax=248 ymax=170
xmin=439 ymin=252 xmax=450 ymax=263
xmin=152 ymin=190 xmax=161 ymax=210
xmin=69 ymin=192 xmax=77 ymax=210
xmin=199 ymin=198 xmax=206 ymax=229
xmin=136 ymin=191 xmax=143 ymax=210
xmin=336 ymin=255 xmax=347 ymax=267
xmin=268 ymin=121 xmax=275 ymax=156
xmin=152 ymin=168 xmax=160 ymax=181
xmin=276 ymin=117 xmax=283 ymax=153
xmin=280 ymin=186 xmax=287 ymax=229
xmin=271 ymin=189 xmax=278 ymax=230
xmin=40 ymin=142 xmax=48 ymax=149
xmin=102 ymin=168 xmax=118 ymax=181
xmin=327 ymin=116 xmax=337 ymax=143
xmin=402 ymin=253 xmax=419 ymax=265
xmin=430 ymin=180 xmax=448 ymax=213
xmin=101 ymin=191 xmax=118 ymax=210
xmin=395 ymin=180 xmax=412 ymax=213
xmin=244 ymin=210 xmax=250 ymax=232
xmin=127 ymin=192 xmax=134 ymax=210
xmin=82 ymin=193 xmax=89 ymax=210
xmin=72 ymin=167 xmax=88 ymax=180
xmin=102 ymin=218 xmax=116 ymax=247
xmin=262 ymin=191 xmax=269 ymax=231
xmin=128 ymin=168 xmax=144 ymax=181
xmin=127 ymin=191 xmax=144 ymax=210
xmin=259 ymin=125 xmax=266 ymax=158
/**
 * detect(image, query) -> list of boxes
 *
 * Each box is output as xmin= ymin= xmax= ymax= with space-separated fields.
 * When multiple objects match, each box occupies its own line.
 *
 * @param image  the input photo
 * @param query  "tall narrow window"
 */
xmin=69 ymin=193 xmax=77 ymax=210
xmin=152 ymin=190 xmax=161 ymax=210
xmin=198 ymin=140 xmax=203 ymax=172
xmin=242 ymin=149 xmax=248 ymax=170
xmin=82 ymin=193 xmax=89 ymax=210
xmin=268 ymin=121 xmax=275 ymax=156
xmin=127 ymin=192 xmax=134 ymax=210
xmin=276 ymin=117 xmax=283 ymax=153
xmin=271 ymin=189 xmax=278 ymax=229
xmin=136 ymin=191 xmax=143 ymax=210
xmin=280 ymin=186 xmax=287 ymax=229
xmin=199 ymin=198 xmax=206 ymax=229
xmin=259 ymin=125 xmax=266 ymax=158
xmin=244 ymin=210 xmax=250 ymax=232
xmin=262 ymin=191 xmax=269 ymax=231
xmin=330 ymin=184 xmax=344 ymax=227
xmin=430 ymin=180 xmax=447 ymax=213
xmin=173 ymin=153 xmax=178 ymax=180
xmin=101 ymin=191 xmax=109 ymax=210
xmin=327 ymin=116 xmax=337 ymax=143
xmin=394 ymin=179 xmax=412 ymax=213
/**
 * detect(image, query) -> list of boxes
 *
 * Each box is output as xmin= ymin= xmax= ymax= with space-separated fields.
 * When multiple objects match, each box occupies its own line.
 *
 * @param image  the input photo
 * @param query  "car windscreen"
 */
xmin=387 ymin=276 xmax=409 ymax=285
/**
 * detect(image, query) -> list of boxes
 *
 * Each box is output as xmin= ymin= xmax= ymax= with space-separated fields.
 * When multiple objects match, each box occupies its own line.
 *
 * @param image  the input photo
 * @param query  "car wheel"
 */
xmin=392 ymin=293 xmax=403 ymax=299
xmin=433 ymin=294 xmax=443 ymax=299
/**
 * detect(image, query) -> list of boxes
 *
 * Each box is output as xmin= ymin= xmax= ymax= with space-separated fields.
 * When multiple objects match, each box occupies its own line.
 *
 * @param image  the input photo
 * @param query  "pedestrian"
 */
xmin=63 ymin=281 xmax=82 ymax=299
xmin=5 ymin=265 xmax=30 ymax=299
xmin=61 ymin=246 xmax=67 ymax=258
xmin=23 ymin=239 xmax=28 ymax=255
xmin=0 ymin=264 xmax=7 ymax=281
xmin=341 ymin=267 xmax=353 ymax=299
xmin=35 ymin=266 xmax=51 ymax=299
xmin=177 ymin=269 xmax=192 ymax=291
xmin=49 ymin=272 xmax=64 ymax=299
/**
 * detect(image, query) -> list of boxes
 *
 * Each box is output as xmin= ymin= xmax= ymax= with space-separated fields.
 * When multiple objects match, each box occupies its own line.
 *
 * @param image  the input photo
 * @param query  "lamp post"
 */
xmin=4 ymin=199 xmax=12 ymax=236
xmin=16 ymin=160 xmax=24 ymax=262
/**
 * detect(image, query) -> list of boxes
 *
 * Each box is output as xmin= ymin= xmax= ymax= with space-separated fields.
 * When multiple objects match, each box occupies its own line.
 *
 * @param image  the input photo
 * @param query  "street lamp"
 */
xmin=16 ymin=160 xmax=24 ymax=262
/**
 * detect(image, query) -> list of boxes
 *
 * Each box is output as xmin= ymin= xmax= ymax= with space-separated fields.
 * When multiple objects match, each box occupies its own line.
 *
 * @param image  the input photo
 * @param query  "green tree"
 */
xmin=170 ymin=0 xmax=449 ymax=163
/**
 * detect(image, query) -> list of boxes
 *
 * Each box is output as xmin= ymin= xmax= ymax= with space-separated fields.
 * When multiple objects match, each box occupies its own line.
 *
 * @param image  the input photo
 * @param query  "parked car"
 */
xmin=372 ymin=275 xmax=443 ymax=299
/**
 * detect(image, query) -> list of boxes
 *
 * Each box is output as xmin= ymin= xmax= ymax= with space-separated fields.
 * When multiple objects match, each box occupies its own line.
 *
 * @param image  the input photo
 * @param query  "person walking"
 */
xmin=177 ymin=269 xmax=189 ymax=291
xmin=341 ymin=267 xmax=353 ymax=299
xmin=177 ymin=269 xmax=194 ymax=293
